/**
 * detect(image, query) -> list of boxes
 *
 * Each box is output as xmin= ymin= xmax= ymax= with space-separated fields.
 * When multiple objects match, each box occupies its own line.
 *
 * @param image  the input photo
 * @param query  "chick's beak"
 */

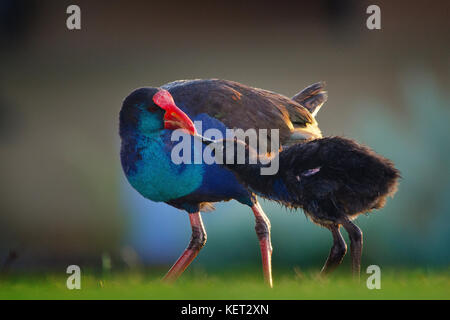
xmin=153 ymin=90 xmax=197 ymax=135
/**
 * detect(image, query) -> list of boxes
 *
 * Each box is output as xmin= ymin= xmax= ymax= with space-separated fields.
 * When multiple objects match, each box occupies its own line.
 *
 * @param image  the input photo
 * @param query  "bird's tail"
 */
xmin=282 ymin=82 xmax=327 ymax=145
xmin=291 ymin=82 xmax=328 ymax=117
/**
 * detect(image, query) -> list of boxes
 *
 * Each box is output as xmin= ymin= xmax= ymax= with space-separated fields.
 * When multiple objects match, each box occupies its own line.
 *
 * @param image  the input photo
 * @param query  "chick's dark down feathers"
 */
xmin=224 ymin=137 xmax=400 ymax=225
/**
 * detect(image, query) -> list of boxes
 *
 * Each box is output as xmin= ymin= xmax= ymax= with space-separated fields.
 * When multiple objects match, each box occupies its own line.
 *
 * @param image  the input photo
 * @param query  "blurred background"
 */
xmin=0 ymin=0 xmax=448 ymax=274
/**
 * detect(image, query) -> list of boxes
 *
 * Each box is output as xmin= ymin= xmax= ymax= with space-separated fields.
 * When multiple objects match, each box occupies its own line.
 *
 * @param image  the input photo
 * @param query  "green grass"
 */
xmin=0 ymin=268 xmax=448 ymax=300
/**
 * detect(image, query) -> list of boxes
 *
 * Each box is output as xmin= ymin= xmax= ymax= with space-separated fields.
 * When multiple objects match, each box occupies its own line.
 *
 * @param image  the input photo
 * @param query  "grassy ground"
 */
xmin=0 ymin=268 xmax=448 ymax=300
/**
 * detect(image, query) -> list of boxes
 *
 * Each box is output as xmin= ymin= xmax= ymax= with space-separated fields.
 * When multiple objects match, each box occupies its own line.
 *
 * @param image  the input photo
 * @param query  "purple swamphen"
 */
xmin=119 ymin=79 xmax=327 ymax=286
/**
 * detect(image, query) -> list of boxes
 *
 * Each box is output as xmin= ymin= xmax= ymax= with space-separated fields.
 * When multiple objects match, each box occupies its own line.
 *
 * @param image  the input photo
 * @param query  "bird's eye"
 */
xmin=134 ymin=102 xmax=159 ymax=113
xmin=146 ymin=104 xmax=160 ymax=113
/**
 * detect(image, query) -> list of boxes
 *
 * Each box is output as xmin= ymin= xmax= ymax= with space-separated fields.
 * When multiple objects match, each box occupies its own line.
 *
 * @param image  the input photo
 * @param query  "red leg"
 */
xmin=252 ymin=201 xmax=273 ymax=288
xmin=163 ymin=212 xmax=207 ymax=283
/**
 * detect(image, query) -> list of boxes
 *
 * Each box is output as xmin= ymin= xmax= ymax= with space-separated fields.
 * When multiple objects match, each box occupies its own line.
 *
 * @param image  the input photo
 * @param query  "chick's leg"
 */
xmin=342 ymin=217 xmax=363 ymax=279
xmin=321 ymin=224 xmax=347 ymax=274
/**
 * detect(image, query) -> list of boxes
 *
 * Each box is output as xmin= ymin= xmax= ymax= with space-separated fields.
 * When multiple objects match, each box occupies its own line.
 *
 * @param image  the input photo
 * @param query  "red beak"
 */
xmin=152 ymin=90 xmax=198 ymax=135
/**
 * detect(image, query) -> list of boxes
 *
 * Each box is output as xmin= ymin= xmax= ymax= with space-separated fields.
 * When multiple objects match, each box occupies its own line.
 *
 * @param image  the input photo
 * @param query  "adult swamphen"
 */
xmin=201 ymin=136 xmax=400 ymax=277
xmin=119 ymin=79 xmax=327 ymax=286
